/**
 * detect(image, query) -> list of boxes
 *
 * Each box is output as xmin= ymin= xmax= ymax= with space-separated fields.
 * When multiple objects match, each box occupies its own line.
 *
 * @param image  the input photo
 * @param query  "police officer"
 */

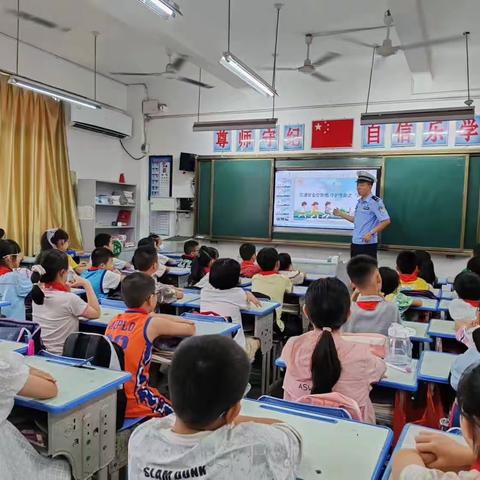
xmin=334 ymin=171 xmax=391 ymax=259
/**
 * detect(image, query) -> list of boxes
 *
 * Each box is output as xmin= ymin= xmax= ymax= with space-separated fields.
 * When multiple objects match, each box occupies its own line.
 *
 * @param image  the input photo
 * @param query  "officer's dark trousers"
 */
xmin=350 ymin=243 xmax=378 ymax=260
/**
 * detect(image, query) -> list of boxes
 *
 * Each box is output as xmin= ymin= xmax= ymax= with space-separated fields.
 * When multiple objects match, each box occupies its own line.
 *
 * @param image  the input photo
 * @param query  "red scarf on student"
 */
xmin=88 ymin=267 xmax=101 ymax=271
xmin=44 ymin=282 xmax=71 ymax=292
xmin=204 ymin=267 xmax=211 ymax=274
xmin=356 ymin=301 xmax=380 ymax=311
xmin=399 ymin=273 xmax=418 ymax=283
xmin=0 ymin=266 xmax=13 ymax=276
xmin=470 ymin=461 xmax=480 ymax=472
xmin=259 ymin=270 xmax=277 ymax=276
xmin=465 ymin=300 xmax=480 ymax=308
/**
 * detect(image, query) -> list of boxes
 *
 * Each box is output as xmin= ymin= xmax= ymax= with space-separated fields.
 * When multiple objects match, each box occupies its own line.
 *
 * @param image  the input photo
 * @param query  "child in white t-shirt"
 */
xmin=0 ymin=348 xmax=71 ymax=480
xmin=128 ymin=335 xmax=302 ymax=480
xmin=448 ymin=272 xmax=480 ymax=332
xmin=32 ymin=250 xmax=101 ymax=354
xmin=200 ymin=258 xmax=260 ymax=354
xmin=278 ymin=253 xmax=305 ymax=286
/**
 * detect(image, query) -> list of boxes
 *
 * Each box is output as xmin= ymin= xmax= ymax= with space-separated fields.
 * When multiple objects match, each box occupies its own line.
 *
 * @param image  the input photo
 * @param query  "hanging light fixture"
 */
xmin=360 ymin=31 xmax=474 ymax=125
xmin=194 ymin=3 xmax=282 ymax=132
xmin=8 ymin=0 xmax=101 ymax=109
xmin=136 ymin=0 xmax=182 ymax=18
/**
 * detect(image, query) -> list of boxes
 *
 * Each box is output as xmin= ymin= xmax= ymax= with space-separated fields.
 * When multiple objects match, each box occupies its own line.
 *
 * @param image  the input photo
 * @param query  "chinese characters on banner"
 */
xmin=236 ymin=129 xmax=256 ymax=152
xmin=391 ymin=122 xmax=417 ymax=148
xmin=422 ymin=121 xmax=449 ymax=147
xmin=362 ymin=124 xmax=385 ymax=148
xmin=283 ymin=124 xmax=305 ymax=151
xmin=455 ymin=116 xmax=480 ymax=146
xmin=259 ymin=127 xmax=279 ymax=152
xmin=213 ymin=130 xmax=232 ymax=153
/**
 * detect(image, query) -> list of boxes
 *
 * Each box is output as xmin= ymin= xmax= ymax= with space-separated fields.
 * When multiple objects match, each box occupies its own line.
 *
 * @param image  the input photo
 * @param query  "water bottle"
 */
xmin=386 ymin=324 xmax=412 ymax=368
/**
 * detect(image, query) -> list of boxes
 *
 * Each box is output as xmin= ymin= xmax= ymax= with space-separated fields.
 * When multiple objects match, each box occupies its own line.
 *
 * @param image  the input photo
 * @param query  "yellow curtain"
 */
xmin=0 ymin=76 xmax=82 ymax=255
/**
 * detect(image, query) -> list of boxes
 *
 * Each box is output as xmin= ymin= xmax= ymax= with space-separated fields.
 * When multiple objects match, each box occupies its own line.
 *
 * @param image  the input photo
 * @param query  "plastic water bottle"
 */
xmin=386 ymin=324 xmax=412 ymax=368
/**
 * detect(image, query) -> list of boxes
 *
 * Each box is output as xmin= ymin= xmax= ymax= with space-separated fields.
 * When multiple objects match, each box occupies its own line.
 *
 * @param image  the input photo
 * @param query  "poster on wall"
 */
xmin=235 ymin=129 xmax=256 ymax=152
xmin=455 ymin=116 xmax=480 ymax=146
xmin=283 ymin=124 xmax=305 ymax=151
xmin=148 ymin=155 xmax=172 ymax=199
xmin=311 ymin=119 xmax=354 ymax=148
xmin=213 ymin=130 xmax=232 ymax=153
xmin=362 ymin=124 xmax=386 ymax=149
xmin=259 ymin=127 xmax=279 ymax=151
xmin=422 ymin=121 xmax=449 ymax=147
xmin=391 ymin=122 xmax=417 ymax=147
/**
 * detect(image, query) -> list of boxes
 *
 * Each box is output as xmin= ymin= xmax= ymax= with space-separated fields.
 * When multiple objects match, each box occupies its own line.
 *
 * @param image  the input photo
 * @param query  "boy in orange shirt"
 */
xmin=106 ymin=272 xmax=195 ymax=418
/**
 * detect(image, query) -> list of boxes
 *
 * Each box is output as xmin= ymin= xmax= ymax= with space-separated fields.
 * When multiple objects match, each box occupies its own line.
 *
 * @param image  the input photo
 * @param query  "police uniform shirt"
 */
xmin=352 ymin=194 xmax=390 ymax=245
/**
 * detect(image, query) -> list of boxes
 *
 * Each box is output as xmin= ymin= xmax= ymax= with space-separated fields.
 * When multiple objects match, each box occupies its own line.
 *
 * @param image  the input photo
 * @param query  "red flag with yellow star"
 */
xmin=311 ymin=119 xmax=354 ymax=148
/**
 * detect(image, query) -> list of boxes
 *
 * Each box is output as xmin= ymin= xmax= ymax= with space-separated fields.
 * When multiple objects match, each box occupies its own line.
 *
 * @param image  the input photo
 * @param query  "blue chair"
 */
xmin=100 ymin=298 xmax=127 ymax=309
xmin=258 ymin=395 xmax=352 ymax=420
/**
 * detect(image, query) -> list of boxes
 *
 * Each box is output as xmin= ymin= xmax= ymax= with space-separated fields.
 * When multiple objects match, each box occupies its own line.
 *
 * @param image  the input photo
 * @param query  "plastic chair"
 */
xmin=100 ymin=298 xmax=127 ymax=309
xmin=258 ymin=395 xmax=355 ymax=420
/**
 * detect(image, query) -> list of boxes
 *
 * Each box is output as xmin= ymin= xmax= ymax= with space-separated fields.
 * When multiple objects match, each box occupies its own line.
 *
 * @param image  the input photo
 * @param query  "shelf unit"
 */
xmin=77 ymin=179 xmax=138 ymax=251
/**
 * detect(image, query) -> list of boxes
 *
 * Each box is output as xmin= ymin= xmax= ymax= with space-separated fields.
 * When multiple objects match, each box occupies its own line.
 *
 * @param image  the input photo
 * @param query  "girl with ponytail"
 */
xmin=31 ymin=250 xmax=100 ymax=354
xmin=281 ymin=277 xmax=386 ymax=424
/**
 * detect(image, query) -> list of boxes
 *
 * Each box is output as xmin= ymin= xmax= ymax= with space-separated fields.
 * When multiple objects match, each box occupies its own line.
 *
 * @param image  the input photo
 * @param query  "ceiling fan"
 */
xmin=263 ymin=34 xmax=340 ymax=82
xmin=111 ymin=53 xmax=214 ymax=88
xmin=344 ymin=10 xmax=462 ymax=57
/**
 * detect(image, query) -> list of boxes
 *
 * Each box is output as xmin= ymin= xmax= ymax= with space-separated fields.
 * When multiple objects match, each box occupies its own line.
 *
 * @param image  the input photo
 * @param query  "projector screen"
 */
xmin=273 ymin=168 xmax=380 ymax=235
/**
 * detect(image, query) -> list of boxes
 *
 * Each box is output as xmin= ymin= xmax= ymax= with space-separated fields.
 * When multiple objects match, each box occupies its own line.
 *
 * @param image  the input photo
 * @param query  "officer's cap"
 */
xmin=356 ymin=171 xmax=375 ymax=184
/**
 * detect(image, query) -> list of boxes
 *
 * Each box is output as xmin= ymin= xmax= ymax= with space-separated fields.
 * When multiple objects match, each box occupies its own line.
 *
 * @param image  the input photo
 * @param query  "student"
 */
xmin=0 ymin=228 xmax=5 ymax=239
xmin=415 ymin=250 xmax=437 ymax=286
xmin=189 ymin=246 xmax=218 ymax=288
xmin=448 ymin=272 xmax=480 ymax=331
xmin=393 ymin=363 xmax=480 ymax=480
xmin=281 ymin=278 xmax=386 ymax=424
xmin=40 ymin=228 xmax=87 ymax=274
xmin=239 ymin=243 xmax=261 ymax=278
xmin=105 ymin=273 xmax=195 ymax=418
xmin=396 ymin=250 xmax=432 ymax=291
xmin=380 ymin=266 xmax=422 ymax=321
xmin=179 ymin=239 xmax=200 ymax=268
xmin=94 ymin=232 xmax=129 ymax=271
xmin=200 ymin=258 xmax=261 ymax=355
xmin=451 ymin=328 xmax=480 ymax=391
xmin=0 ymin=239 xmax=32 ymax=320
xmin=139 ymin=234 xmax=171 ymax=265
xmin=467 ymin=256 xmax=480 ymax=276
xmin=278 ymin=252 xmax=305 ymax=286
xmin=252 ymin=247 xmax=293 ymax=330
xmin=0 ymin=349 xmax=71 ymax=479
xmin=343 ymin=255 xmax=401 ymax=336
xmin=81 ymin=247 xmax=122 ymax=299
xmin=31 ymin=250 xmax=100 ymax=354
xmin=132 ymin=246 xmax=183 ymax=304
xmin=128 ymin=335 xmax=302 ymax=479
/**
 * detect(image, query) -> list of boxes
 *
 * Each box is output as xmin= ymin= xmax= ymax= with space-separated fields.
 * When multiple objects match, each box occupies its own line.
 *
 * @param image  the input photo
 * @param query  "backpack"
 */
xmin=297 ymin=392 xmax=363 ymax=421
xmin=62 ymin=332 xmax=126 ymax=428
xmin=0 ymin=318 xmax=44 ymax=353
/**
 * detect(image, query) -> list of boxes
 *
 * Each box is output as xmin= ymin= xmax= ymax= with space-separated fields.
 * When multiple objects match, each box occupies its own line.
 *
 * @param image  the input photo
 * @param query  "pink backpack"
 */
xmin=341 ymin=333 xmax=387 ymax=358
xmin=297 ymin=392 xmax=363 ymax=421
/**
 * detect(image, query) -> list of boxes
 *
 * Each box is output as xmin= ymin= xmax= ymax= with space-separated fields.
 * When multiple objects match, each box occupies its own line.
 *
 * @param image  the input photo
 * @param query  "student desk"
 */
xmin=239 ymin=277 xmax=252 ymax=287
xmin=418 ymin=351 xmax=457 ymax=385
xmin=381 ymin=423 xmax=467 ymax=480
xmin=161 ymin=266 xmax=190 ymax=288
xmin=409 ymin=297 xmax=440 ymax=312
xmin=80 ymin=307 xmax=124 ymax=329
xmin=173 ymin=298 xmax=279 ymax=394
xmin=163 ymin=252 xmax=183 ymax=260
xmin=433 ymin=288 xmax=457 ymax=300
xmin=240 ymin=398 xmax=392 ymax=480
xmin=437 ymin=276 xmax=455 ymax=286
xmin=304 ymin=272 xmax=329 ymax=284
xmin=427 ymin=319 xmax=456 ymax=351
xmin=0 ymin=339 xmax=28 ymax=354
xmin=403 ymin=321 xmax=433 ymax=344
xmin=15 ymin=355 xmax=131 ymax=480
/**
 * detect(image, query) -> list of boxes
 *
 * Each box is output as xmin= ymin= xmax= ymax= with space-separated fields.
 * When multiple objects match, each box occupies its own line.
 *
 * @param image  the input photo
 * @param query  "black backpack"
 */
xmin=62 ymin=332 xmax=127 ymax=429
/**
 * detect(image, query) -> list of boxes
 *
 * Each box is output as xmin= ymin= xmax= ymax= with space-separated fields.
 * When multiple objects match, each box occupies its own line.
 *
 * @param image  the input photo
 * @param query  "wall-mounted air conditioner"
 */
xmin=68 ymin=104 xmax=132 ymax=138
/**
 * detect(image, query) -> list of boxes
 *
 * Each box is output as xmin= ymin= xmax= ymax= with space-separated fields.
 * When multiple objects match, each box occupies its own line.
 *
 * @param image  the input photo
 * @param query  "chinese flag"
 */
xmin=311 ymin=119 xmax=354 ymax=148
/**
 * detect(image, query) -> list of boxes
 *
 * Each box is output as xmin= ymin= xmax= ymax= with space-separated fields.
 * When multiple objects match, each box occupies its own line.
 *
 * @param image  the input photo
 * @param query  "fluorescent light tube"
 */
xmin=193 ymin=118 xmax=277 ymax=132
xmin=360 ymin=106 xmax=475 ymax=125
xmin=136 ymin=0 xmax=182 ymax=17
xmin=8 ymin=76 xmax=101 ymax=110
xmin=220 ymin=52 xmax=277 ymax=97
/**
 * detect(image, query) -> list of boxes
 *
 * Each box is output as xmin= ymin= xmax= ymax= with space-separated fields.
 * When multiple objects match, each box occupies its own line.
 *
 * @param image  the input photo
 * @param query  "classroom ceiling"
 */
xmin=0 ymin=0 xmax=479 ymax=94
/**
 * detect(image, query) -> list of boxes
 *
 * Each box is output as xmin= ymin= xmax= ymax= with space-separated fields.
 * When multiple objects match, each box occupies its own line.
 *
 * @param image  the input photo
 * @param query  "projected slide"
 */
xmin=273 ymin=169 xmax=379 ymax=234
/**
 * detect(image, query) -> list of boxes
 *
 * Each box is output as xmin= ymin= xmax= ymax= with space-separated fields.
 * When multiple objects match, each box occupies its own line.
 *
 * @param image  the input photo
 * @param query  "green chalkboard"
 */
xmin=382 ymin=155 xmax=467 ymax=249
xmin=196 ymin=160 xmax=212 ymax=235
xmin=465 ymin=156 xmax=480 ymax=250
xmin=211 ymin=159 xmax=273 ymax=239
